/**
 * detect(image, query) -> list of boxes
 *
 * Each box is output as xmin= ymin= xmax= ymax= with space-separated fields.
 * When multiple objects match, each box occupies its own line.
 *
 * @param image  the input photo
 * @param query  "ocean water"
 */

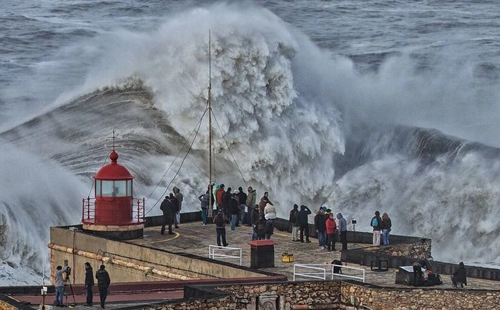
xmin=2 ymin=0 xmax=500 ymax=285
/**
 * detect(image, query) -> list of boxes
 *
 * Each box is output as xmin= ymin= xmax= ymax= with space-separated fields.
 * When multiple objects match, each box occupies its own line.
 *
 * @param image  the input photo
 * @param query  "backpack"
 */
xmin=371 ymin=217 xmax=378 ymax=227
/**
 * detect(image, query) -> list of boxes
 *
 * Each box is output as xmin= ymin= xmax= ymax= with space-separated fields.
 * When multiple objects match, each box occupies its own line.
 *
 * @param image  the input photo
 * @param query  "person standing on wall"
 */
xmin=84 ymin=262 xmax=94 ymax=306
xmin=370 ymin=211 xmax=382 ymax=246
xmin=95 ymin=265 xmax=111 ymax=309
xmin=336 ymin=212 xmax=348 ymax=250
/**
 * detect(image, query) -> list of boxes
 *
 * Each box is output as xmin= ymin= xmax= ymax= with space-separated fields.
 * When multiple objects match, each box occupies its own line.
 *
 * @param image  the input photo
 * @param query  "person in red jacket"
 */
xmin=216 ymin=184 xmax=225 ymax=208
xmin=326 ymin=212 xmax=337 ymax=251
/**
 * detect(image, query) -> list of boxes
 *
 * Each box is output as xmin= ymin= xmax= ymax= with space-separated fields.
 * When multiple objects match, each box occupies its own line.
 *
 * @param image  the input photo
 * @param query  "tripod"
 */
xmin=64 ymin=278 xmax=77 ymax=306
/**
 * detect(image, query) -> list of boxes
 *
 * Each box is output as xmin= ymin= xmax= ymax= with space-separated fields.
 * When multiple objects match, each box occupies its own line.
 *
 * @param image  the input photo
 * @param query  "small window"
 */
xmin=114 ymin=181 xmax=126 ymax=197
xmin=97 ymin=180 xmax=129 ymax=197
xmin=95 ymin=181 xmax=101 ymax=197
xmin=102 ymin=181 xmax=114 ymax=197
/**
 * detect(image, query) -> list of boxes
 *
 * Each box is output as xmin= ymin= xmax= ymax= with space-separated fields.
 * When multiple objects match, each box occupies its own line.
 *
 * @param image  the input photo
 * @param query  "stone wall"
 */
xmin=365 ymin=238 xmax=432 ymax=258
xmin=140 ymin=280 xmax=500 ymax=310
xmin=341 ymin=282 xmax=500 ymax=310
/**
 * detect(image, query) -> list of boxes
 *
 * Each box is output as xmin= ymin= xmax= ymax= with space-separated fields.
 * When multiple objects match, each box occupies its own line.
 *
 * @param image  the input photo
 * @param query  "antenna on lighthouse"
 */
xmin=105 ymin=130 xmax=122 ymax=152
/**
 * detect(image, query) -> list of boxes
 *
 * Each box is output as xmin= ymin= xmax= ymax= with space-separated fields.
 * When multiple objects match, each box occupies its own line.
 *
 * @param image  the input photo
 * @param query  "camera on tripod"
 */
xmin=65 ymin=266 xmax=71 ymax=279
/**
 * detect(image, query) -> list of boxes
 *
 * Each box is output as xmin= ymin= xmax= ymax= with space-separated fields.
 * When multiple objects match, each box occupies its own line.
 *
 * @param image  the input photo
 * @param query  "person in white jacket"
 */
xmin=264 ymin=202 xmax=276 ymax=219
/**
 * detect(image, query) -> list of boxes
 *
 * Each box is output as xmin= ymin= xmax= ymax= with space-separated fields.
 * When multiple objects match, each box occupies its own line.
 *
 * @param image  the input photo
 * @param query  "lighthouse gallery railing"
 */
xmin=81 ymin=197 xmax=146 ymax=224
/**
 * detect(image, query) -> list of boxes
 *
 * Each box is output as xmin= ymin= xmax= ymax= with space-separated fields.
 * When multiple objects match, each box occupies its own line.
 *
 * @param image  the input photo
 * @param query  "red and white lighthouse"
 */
xmin=82 ymin=147 xmax=145 ymax=240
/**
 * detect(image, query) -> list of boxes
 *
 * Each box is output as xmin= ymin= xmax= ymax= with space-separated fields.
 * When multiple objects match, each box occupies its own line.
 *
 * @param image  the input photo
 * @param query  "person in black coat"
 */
xmin=222 ymin=187 xmax=232 ymax=218
xmin=298 ymin=205 xmax=311 ymax=243
xmin=237 ymin=187 xmax=247 ymax=225
xmin=160 ymin=196 xmax=174 ymax=235
xmin=84 ymin=262 xmax=94 ymax=306
xmin=314 ymin=207 xmax=328 ymax=249
xmin=289 ymin=204 xmax=300 ymax=241
xmin=251 ymin=205 xmax=260 ymax=240
xmin=95 ymin=265 xmax=110 ymax=309
xmin=451 ymin=262 xmax=467 ymax=288
xmin=168 ymin=193 xmax=180 ymax=228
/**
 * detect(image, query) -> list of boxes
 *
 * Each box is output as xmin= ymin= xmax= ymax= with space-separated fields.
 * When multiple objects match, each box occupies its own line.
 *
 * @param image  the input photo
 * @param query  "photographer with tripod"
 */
xmin=54 ymin=265 xmax=70 ymax=307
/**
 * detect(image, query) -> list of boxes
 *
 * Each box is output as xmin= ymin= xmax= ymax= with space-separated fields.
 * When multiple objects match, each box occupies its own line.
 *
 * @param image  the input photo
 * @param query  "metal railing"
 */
xmin=82 ymin=197 xmax=145 ymax=223
xmin=293 ymin=263 xmax=366 ymax=282
xmin=208 ymin=245 xmax=242 ymax=266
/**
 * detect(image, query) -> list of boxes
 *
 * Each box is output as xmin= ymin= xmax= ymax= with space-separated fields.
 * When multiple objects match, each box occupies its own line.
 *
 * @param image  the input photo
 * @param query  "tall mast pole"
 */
xmin=207 ymin=30 xmax=214 ymax=219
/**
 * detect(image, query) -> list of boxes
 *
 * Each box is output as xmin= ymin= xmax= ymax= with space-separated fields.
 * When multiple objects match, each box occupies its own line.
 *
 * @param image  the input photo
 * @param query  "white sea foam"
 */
xmin=2 ymin=2 xmax=500 ymax=286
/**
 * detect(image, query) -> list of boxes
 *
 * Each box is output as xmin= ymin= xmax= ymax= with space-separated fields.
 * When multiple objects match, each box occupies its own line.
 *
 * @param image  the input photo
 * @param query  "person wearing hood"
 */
xmin=298 ymin=205 xmax=312 ymax=243
xmin=337 ymin=212 xmax=348 ymax=250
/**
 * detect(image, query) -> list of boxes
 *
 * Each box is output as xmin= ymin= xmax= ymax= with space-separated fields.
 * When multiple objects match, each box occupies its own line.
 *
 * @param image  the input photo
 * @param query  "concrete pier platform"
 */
xmin=5 ymin=220 xmax=500 ymax=309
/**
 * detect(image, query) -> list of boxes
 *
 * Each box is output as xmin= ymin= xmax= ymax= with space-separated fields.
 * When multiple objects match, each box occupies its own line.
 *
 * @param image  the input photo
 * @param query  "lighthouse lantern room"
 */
xmin=82 ymin=135 xmax=145 ymax=240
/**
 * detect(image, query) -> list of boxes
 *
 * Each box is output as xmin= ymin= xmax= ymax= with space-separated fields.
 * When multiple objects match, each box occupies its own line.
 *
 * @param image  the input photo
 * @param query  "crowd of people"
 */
xmin=160 ymin=184 xmax=393 ymax=253
xmin=185 ymin=184 xmax=358 ymax=252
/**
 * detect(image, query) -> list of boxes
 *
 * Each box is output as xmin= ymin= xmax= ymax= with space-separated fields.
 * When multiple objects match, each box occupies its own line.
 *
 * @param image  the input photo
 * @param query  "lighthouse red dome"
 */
xmin=94 ymin=150 xmax=133 ymax=180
